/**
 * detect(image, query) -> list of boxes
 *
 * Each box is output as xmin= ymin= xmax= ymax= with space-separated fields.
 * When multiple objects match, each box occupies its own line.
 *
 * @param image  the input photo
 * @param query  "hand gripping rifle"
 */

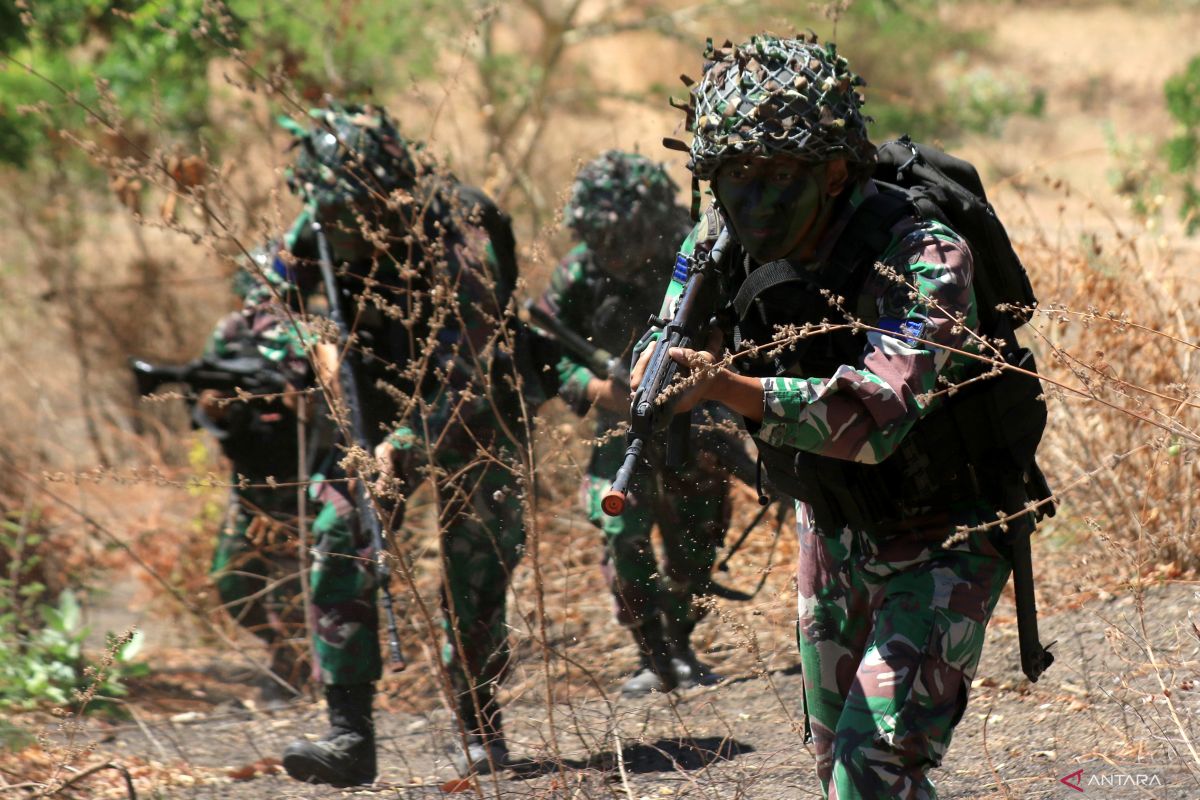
xmin=602 ymin=227 xmax=734 ymax=516
xmin=526 ymin=297 xmax=764 ymax=494
xmin=313 ymin=222 xmax=406 ymax=672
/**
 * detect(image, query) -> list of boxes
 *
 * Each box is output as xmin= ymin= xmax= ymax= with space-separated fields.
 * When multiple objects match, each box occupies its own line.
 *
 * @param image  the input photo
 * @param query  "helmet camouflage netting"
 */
xmin=681 ymin=34 xmax=876 ymax=180
xmin=564 ymin=150 xmax=684 ymax=242
xmin=283 ymin=103 xmax=422 ymax=208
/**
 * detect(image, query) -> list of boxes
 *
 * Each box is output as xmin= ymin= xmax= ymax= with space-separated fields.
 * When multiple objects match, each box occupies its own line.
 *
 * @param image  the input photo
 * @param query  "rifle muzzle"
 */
xmin=603 ymin=439 xmax=644 ymax=516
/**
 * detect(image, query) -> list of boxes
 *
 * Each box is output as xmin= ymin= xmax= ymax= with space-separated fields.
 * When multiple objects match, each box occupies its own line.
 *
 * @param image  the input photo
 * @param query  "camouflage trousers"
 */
xmin=429 ymin=459 xmax=525 ymax=732
xmin=311 ymin=445 xmax=525 ymax=735
xmin=308 ymin=483 xmax=381 ymax=686
xmin=210 ymin=489 xmax=309 ymax=687
xmin=585 ymin=456 xmax=730 ymax=642
xmin=795 ymin=503 xmax=1011 ymax=800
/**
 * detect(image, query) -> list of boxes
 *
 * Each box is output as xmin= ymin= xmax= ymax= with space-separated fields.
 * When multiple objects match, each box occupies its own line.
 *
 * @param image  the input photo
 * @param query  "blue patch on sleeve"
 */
xmin=671 ymin=253 xmax=689 ymax=285
xmin=878 ymin=317 xmax=926 ymax=346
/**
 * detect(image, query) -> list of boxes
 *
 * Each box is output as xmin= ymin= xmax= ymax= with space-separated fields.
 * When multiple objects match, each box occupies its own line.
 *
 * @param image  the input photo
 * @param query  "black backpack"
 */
xmin=727 ymin=135 xmax=1054 ymax=529
xmin=873 ymin=135 xmax=1038 ymax=339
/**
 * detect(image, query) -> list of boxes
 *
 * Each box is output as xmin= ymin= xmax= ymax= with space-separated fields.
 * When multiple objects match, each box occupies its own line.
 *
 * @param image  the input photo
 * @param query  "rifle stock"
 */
xmin=314 ymin=222 xmax=407 ymax=672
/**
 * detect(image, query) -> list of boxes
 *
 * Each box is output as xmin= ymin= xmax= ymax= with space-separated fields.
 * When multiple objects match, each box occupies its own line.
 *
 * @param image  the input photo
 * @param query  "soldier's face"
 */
xmin=591 ymin=230 xmax=663 ymax=281
xmin=713 ymin=155 xmax=844 ymax=263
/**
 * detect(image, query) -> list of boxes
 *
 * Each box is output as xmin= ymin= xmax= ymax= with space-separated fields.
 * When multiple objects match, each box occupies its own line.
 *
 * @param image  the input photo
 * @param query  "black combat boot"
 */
xmin=665 ymin=620 xmax=723 ymax=689
xmin=282 ymin=683 xmax=376 ymax=786
xmin=449 ymin=692 xmax=511 ymax=776
xmin=620 ymin=618 xmax=680 ymax=697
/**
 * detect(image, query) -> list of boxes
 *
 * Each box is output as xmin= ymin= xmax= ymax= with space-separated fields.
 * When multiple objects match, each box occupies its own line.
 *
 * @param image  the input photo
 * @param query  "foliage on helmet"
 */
xmin=563 ymin=150 xmax=685 ymax=244
xmin=282 ymin=103 xmax=421 ymax=209
xmin=680 ymin=34 xmax=875 ymax=179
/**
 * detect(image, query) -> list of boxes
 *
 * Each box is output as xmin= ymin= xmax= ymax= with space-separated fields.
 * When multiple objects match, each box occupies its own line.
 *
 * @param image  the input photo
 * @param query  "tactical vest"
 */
xmin=716 ymin=189 xmax=1050 ymax=535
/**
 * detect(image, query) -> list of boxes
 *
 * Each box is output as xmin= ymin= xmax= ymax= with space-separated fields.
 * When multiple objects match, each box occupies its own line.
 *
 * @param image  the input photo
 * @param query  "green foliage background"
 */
xmin=0 ymin=0 xmax=445 ymax=169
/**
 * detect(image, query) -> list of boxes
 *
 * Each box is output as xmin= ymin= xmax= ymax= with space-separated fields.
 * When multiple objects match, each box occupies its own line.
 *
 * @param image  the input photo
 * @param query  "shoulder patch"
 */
xmin=671 ymin=253 xmax=689 ymax=285
xmin=878 ymin=317 xmax=926 ymax=346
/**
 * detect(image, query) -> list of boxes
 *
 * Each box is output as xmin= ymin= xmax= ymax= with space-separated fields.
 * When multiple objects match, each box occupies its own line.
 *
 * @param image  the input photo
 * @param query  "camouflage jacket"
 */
xmin=647 ymin=180 xmax=980 ymax=466
xmin=287 ymin=179 xmax=535 ymax=462
xmin=195 ymin=294 xmax=325 ymax=515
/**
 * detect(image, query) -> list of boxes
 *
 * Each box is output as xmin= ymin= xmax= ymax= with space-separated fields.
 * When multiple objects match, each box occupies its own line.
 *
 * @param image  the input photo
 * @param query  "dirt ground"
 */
xmin=34 ymin=572 xmax=1200 ymax=799
xmin=6 ymin=2 xmax=1200 ymax=799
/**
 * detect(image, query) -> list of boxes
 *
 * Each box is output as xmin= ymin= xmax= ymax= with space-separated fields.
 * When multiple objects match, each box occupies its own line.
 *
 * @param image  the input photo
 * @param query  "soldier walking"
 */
xmin=533 ymin=151 xmax=732 ymax=696
xmin=273 ymin=104 xmax=540 ymax=784
xmin=631 ymin=35 xmax=1050 ymax=799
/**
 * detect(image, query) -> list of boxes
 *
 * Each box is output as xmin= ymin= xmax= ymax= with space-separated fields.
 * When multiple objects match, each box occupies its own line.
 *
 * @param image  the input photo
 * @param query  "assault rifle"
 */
xmin=524 ymin=300 xmax=630 ymax=389
xmin=525 ymin=296 xmax=763 ymax=496
xmin=129 ymin=355 xmax=289 ymax=400
xmin=314 ymin=221 xmax=407 ymax=672
xmin=603 ymin=227 xmax=734 ymax=516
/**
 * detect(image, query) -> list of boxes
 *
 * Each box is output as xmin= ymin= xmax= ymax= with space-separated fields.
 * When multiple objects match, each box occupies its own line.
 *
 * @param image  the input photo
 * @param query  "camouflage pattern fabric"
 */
xmin=387 ymin=436 xmax=527 ymax=722
xmin=536 ymin=228 xmax=731 ymax=642
xmin=642 ymin=190 xmax=1009 ymax=794
xmin=650 ymin=181 xmax=981 ymax=466
xmin=307 ymin=480 xmax=382 ymax=686
xmin=209 ymin=492 xmax=307 ymax=684
xmin=282 ymin=104 xmax=420 ymax=210
xmin=682 ymin=34 xmax=875 ymax=180
xmin=635 ymin=35 xmax=1017 ymax=790
xmin=796 ymin=503 xmax=1010 ymax=799
xmin=584 ymin=458 xmax=728 ymax=638
xmin=283 ymin=131 xmax=536 ymax=724
xmin=563 ymin=151 xmax=684 ymax=253
xmin=201 ymin=296 xmax=361 ymax=686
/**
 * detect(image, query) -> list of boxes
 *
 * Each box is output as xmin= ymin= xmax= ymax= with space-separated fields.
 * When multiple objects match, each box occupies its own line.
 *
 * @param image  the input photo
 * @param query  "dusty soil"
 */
xmin=26 ymin=574 xmax=1199 ymax=799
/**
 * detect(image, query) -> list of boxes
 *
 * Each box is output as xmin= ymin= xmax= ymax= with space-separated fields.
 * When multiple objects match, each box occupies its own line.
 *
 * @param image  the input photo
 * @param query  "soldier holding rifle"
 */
xmin=622 ymin=35 xmax=1054 ymax=799
xmin=274 ymin=103 xmax=540 ymax=784
xmin=532 ymin=151 xmax=735 ymax=697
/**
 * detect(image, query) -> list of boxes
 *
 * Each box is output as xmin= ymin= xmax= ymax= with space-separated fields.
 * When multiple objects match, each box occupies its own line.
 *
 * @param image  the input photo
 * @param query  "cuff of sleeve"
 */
xmin=386 ymin=427 xmax=417 ymax=451
xmin=759 ymin=375 xmax=818 ymax=425
xmin=560 ymin=367 xmax=598 ymax=415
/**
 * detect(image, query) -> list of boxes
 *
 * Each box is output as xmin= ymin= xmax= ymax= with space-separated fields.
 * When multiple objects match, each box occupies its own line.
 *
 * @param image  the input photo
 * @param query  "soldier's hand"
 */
xmin=278 ymin=382 xmax=312 ymax=423
xmin=666 ymin=346 xmax=721 ymax=413
xmin=630 ymin=341 xmax=657 ymax=390
xmin=374 ymin=440 xmax=397 ymax=483
xmin=197 ymin=389 xmax=231 ymax=422
xmin=586 ymin=377 xmax=630 ymax=413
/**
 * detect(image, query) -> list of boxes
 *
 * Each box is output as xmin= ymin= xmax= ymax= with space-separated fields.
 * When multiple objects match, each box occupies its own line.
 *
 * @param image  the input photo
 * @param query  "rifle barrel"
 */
xmin=314 ymin=222 xmax=407 ymax=672
xmin=602 ymin=438 xmax=643 ymax=516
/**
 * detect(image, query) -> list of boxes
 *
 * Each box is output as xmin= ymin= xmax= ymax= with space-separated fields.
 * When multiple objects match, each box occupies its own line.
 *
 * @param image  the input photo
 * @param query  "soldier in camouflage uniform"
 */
xmin=196 ymin=249 xmax=323 ymax=699
xmin=533 ymin=151 xmax=731 ymax=696
xmin=630 ymin=36 xmax=1016 ymax=798
xmin=276 ymin=104 xmax=538 ymax=785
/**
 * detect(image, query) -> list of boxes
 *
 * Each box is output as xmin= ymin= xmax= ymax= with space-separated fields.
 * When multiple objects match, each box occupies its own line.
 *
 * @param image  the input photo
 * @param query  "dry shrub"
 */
xmin=1020 ymin=222 xmax=1199 ymax=572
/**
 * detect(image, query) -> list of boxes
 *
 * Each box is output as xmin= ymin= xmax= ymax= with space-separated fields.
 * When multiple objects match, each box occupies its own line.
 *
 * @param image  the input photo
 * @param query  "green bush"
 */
xmin=0 ymin=0 xmax=444 ymax=169
xmin=0 ymin=510 xmax=147 ymax=712
xmin=1164 ymin=54 xmax=1200 ymax=233
xmin=0 ymin=588 xmax=148 ymax=711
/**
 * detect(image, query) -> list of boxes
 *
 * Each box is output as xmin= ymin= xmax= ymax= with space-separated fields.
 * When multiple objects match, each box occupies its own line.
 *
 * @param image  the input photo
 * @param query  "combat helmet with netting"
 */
xmin=564 ymin=150 xmax=687 ymax=248
xmin=282 ymin=103 xmax=422 ymax=209
xmin=673 ymin=34 xmax=875 ymax=181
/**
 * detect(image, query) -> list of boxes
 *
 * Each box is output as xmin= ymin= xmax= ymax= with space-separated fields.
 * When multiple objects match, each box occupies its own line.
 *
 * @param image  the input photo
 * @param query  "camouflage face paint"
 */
xmin=713 ymin=156 xmax=828 ymax=263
